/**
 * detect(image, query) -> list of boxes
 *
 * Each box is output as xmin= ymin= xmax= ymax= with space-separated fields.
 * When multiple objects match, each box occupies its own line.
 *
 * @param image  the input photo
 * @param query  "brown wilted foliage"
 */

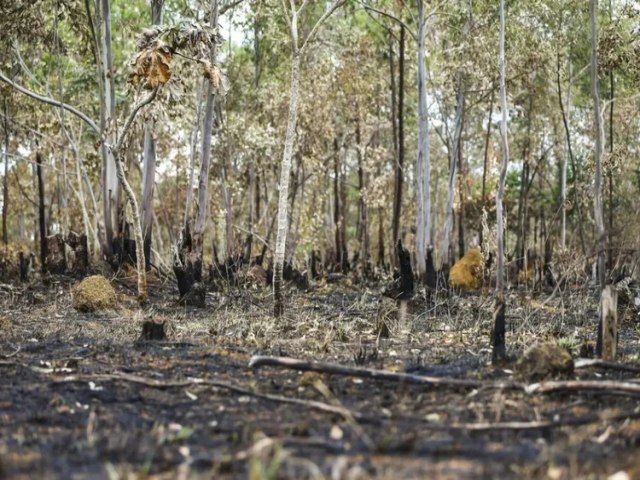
xmin=129 ymin=47 xmax=172 ymax=90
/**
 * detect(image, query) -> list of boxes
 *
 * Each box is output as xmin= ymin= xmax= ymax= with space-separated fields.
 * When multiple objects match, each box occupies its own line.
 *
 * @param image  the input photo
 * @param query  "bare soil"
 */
xmin=1 ymin=275 xmax=639 ymax=479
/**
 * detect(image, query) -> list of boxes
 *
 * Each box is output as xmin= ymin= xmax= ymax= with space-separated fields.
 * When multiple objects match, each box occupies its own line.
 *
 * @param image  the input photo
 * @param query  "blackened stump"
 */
xmin=173 ymin=226 xmax=206 ymax=307
xmin=492 ymin=295 xmax=507 ymax=363
xmin=66 ymin=232 xmax=88 ymax=276
xmin=383 ymin=240 xmax=414 ymax=300
xmin=45 ymin=234 xmax=66 ymax=274
xmin=139 ymin=320 xmax=166 ymax=341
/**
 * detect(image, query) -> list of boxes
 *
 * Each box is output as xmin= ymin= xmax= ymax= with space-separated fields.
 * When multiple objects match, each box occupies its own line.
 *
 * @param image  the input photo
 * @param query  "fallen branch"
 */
xmin=526 ymin=379 xmax=640 ymax=396
xmin=575 ymin=358 xmax=640 ymax=374
xmin=249 ymin=355 xmax=520 ymax=390
xmin=54 ymin=372 xmax=375 ymax=423
xmin=436 ymin=409 xmax=640 ymax=431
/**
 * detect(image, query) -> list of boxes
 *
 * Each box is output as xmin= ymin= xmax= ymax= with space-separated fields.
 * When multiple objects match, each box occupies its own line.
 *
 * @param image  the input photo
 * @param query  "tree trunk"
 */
xmin=221 ymin=160 xmax=234 ymax=259
xmin=184 ymin=80 xmax=203 ymax=231
xmin=415 ymin=1 xmax=431 ymax=280
xmin=556 ymin=52 xmax=586 ymax=255
xmin=441 ymin=71 xmax=464 ymax=269
xmin=36 ymin=153 xmax=47 ymax=275
xmin=457 ymin=114 xmax=466 ymax=260
xmin=591 ymin=0 xmax=607 ymax=356
xmin=493 ymin=0 xmax=509 ymax=363
xmin=98 ymin=0 xmax=119 ymax=257
xmin=273 ymin=50 xmax=300 ymax=317
xmin=356 ymin=119 xmax=370 ymax=274
xmin=479 ymin=85 xmax=495 ymax=250
xmin=392 ymin=25 xmax=405 ymax=250
xmin=2 ymin=99 xmax=8 ymax=246
xmin=140 ymin=0 xmax=162 ymax=271
xmin=515 ymin=95 xmax=532 ymax=272
xmin=174 ymin=0 xmax=218 ymax=306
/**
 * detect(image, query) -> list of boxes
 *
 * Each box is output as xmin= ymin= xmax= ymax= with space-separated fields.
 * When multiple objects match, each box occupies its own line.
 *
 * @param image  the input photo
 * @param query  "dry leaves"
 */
xmin=129 ymin=47 xmax=172 ymax=90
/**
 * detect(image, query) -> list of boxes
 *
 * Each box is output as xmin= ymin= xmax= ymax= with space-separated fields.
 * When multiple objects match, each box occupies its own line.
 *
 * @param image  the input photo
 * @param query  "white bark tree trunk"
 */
xmin=273 ymin=0 xmax=344 ymax=317
xmin=441 ymin=73 xmax=464 ymax=268
xmin=591 ymin=0 xmax=605 ymax=290
xmin=591 ymin=0 xmax=608 ymax=357
xmin=415 ymin=0 xmax=430 ymax=278
xmin=560 ymin=58 xmax=571 ymax=250
xmin=273 ymin=50 xmax=300 ymax=317
xmin=141 ymin=0 xmax=163 ymax=266
xmin=493 ymin=0 xmax=510 ymax=362
xmin=99 ymin=0 xmax=119 ymax=254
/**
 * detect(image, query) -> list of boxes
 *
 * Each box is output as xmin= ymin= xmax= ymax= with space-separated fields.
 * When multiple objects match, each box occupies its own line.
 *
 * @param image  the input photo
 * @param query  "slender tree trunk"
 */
xmin=591 ymin=0 xmax=605 ymax=290
xmin=556 ymin=52 xmax=586 ymax=254
xmin=174 ymin=0 xmax=218 ymax=306
xmin=389 ymin=32 xmax=398 ymax=165
xmin=184 ymin=80 xmax=203 ymax=230
xmin=559 ymin=58 xmax=569 ymax=250
xmin=98 ymin=0 xmax=119 ymax=257
xmin=141 ymin=0 xmax=163 ymax=270
xmin=591 ymin=0 xmax=607 ymax=355
xmin=273 ymin=52 xmax=300 ymax=317
xmin=113 ymin=147 xmax=147 ymax=303
xmin=479 ymin=85 xmax=494 ymax=250
xmin=441 ymin=71 xmax=464 ymax=269
xmin=223 ymin=162 xmax=235 ymax=259
xmin=392 ymin=25 xmax=405 ymax=249
xmin=273 ymin=0 xmax=343 ymax=316
xmin=356 ymin=119 xmax=369 ymax=272
xmin=607 ymin=0 xmax=614 ymax=269
xmin=457 ymin=112 xmax=466 ymax=259
xmin=36 ymin=153 xmax=47 ymax=274
xmin=515 ymin=95 xmax=532 ymax=272
xmin=415 ymin=1 xmax=431 ymax=279
xmin=333 ymin=138 xmax=341 ymax=267
xmin=2 ymin=99 xmax=8 ymax=246
xmin=493 ymin=0 xmax=509 ymax=363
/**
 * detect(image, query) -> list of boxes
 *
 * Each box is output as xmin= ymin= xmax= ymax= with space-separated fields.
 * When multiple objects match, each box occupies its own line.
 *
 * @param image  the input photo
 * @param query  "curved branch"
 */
xmin=300 ymin=0 xmax=347 ymax=52
xmin=0 ymin=70 xmax=100 ymax=135
xmin=354 ymin=0 xmax=417 ymax=42
xmin=219 ymin=0 xmax=245 ymax=16
xmin=115 ymin=89 xmax=158 ymax=153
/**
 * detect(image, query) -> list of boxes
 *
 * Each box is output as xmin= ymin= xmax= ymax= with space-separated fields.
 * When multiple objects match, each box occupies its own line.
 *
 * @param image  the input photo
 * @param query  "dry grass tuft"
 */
xmin=449 ymin=249 xmax=484 ymax=290
xmin=71 ymin=275 xmax=117 ymax=312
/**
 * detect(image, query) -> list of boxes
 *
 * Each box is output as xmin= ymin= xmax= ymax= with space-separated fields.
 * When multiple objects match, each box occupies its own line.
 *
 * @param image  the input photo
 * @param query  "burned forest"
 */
xmin=2 ymin=0 xmax=640 ymax=478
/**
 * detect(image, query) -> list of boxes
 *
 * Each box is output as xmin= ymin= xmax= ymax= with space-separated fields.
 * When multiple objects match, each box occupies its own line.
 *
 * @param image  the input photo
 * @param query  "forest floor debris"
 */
xmin=0 ymin=276 xmax=639 ymax=479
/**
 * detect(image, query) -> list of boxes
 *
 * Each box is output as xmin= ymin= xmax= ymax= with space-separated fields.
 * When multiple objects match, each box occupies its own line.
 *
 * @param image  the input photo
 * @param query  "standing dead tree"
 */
xmin=273 ymin=0 xmax=345 ymax=318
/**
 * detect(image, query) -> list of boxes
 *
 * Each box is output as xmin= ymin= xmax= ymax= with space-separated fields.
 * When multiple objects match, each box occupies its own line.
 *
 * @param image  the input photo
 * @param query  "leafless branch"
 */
xmin=300 ymin=0 xmax=347 ymax=52
xmin=54 ymin=372 xmax=373 ymax=423
xmin=115 ymin=89 xmax=158 ymax=154
xmin=0 ymin=71 xmax=100 ymax=135
xmin=354 ymin=0 xmax=417 ymax=41
xmin=249 ymin=355 xmax=520 ymax=390
xmin=219 ymin=0 xmax=245 ymax=16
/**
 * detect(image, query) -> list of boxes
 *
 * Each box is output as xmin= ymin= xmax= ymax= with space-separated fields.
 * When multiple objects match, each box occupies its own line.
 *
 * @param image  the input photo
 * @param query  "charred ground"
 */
xmin=1 ymin=274 xmax=639 ymax=479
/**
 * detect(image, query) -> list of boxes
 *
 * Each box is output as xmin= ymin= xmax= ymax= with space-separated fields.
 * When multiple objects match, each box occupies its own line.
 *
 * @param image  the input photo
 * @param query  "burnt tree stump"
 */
xmin=139 ymin=320 xmax=166 ymax=341
xmin=19 ymin=251 xmax=32 ymax=282
xmin=66 ymin=232 xmax=89 ymax=276
xmin=45 ymin=234 xmax=66 ymax=274
xmin=173 ymin=227 xmax=206 ymax=307
xmin=383 ymin=240 xmax=414 ymax=300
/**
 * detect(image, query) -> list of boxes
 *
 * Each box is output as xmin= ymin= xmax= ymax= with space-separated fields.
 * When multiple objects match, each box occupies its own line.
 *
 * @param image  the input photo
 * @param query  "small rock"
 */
xmin=71 ymin=275 xmax=117 ymax=312
xmin=515 ymin=342 xmax=574 ymax=382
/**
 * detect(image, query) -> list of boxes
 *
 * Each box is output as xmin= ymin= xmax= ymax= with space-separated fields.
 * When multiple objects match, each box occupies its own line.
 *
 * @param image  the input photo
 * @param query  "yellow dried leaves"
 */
xmin=129 ymin=47 xmax=172 ymax=90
